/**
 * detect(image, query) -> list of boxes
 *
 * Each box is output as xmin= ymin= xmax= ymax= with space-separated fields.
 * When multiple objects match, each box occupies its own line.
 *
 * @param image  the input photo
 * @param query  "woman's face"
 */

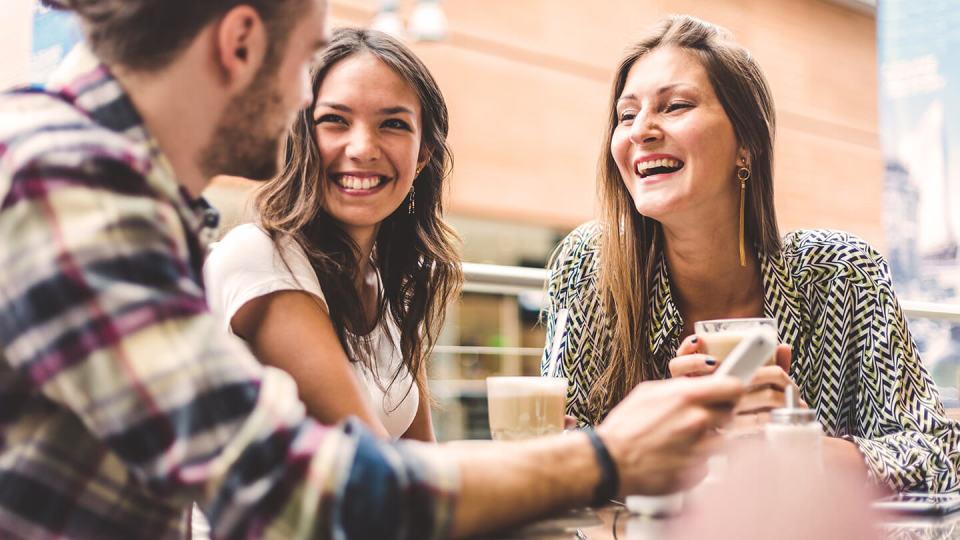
xmin=611 ymin=46 xmax=742 ymax=224
xmin=313 ymin=52 xmax=425 ymax=239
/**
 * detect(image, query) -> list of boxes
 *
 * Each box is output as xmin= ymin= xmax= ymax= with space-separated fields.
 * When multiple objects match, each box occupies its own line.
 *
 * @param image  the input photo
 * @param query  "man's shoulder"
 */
xmin=0 ymin=89 xmax=151 ymax=196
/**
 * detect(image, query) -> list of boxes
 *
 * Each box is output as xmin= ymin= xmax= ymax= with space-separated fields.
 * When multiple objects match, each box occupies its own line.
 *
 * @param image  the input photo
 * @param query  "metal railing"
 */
xmin=462 ymin=262 xmax=960 ymax=323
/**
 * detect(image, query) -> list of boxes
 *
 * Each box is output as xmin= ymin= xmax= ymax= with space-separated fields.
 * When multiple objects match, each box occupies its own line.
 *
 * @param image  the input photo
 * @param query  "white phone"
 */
xmin=712 ymin=328 xmax=777 ymax=383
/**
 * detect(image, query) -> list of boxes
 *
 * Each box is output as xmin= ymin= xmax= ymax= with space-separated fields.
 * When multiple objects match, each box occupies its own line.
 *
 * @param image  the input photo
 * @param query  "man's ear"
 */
xmin=215 ymin=5 xmax=268 ymax=90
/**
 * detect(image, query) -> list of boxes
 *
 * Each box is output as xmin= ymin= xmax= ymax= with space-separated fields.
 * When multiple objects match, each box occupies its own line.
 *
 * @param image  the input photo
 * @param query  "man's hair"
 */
xmin=43 ymin=0 xmax=308 ymax=71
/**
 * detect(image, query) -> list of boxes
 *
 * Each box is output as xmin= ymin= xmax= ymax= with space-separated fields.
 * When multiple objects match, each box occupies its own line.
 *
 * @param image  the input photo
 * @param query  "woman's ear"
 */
xmin=416 ymin=147 xmax=432 ymax=174
xmin=737 ymin=147 xmax=752 ymax=169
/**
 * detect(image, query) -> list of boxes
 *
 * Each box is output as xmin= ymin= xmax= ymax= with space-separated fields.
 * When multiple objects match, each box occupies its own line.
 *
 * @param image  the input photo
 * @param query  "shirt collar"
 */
xmin=45 ymin=44 xmax=220 ymax=250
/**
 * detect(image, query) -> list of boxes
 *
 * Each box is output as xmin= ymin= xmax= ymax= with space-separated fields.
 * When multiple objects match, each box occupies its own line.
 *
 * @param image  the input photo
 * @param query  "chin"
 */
xmin=632 ymin=200 xmax=674 ymax=221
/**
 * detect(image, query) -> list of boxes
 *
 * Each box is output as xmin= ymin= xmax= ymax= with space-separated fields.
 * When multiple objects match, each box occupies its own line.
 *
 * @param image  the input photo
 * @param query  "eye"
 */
xmin=664 ymin=102 xmax=693 ymax=113
xmin=382 ymin=118 xmax=412 ymax=131
xmin=618 ymin=111 xmax=637 ymax=124
xmin=314 ymin=113 xmax=347 ymax=125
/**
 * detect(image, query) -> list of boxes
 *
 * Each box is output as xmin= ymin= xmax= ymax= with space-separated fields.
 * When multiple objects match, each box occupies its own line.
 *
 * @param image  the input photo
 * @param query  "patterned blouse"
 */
xmin=541 ymin=221 xmax=960 ymax=493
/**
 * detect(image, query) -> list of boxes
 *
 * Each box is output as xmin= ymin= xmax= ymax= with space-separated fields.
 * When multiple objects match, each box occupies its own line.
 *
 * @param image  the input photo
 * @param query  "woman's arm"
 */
xmin=402 ymin=384 xmax=436 ymax=442
xmin=846 ymin=245 xmax=960 ymax=492
xmin=231 ymin=289 xmax=391 ymax=439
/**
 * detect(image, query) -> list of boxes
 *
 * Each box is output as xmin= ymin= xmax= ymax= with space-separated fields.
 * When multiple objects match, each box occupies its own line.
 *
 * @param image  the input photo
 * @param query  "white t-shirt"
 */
xmin=203 ymin=223 xmax=419 ymax=439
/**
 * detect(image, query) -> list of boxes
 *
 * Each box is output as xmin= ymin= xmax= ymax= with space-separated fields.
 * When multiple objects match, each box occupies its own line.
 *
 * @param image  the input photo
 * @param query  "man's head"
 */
xmin=46 ymin=0 xmax=329 ymax=181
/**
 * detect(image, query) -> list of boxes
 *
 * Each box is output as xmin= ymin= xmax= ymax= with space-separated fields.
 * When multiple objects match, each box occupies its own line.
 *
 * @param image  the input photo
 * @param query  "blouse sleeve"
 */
xmin=540 ymin=223 xmax=606 ymax=427
xmin=204 ymin=224 xmax=328 ymax=333
xmin=847 ymin=244 xmax=960 ymax=493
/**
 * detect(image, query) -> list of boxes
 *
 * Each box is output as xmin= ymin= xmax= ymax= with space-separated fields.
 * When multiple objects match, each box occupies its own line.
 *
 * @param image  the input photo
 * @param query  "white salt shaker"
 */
xmin=764 ymin=385 xmax=823 ymax=470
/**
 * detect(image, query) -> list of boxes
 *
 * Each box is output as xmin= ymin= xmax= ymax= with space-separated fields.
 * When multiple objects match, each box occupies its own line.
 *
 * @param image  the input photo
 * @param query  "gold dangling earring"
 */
xmin=737 ymin=165 xmax=751 ymax=267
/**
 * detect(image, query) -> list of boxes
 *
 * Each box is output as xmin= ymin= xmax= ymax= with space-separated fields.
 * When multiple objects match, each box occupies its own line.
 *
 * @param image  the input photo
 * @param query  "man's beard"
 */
xmin=198 ymin=67 xmax=291 ymax=182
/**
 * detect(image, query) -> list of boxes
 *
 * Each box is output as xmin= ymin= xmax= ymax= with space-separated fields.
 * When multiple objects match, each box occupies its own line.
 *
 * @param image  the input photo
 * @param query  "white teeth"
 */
xmin=635 ymin=158 xmax=683 ymax=175
xmin=336 ymin=174 xmax=383 ymax=190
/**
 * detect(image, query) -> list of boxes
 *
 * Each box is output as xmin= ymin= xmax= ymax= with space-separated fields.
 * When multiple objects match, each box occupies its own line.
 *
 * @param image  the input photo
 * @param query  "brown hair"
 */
xmin=43 ymin=0 xmax=306 ymax=71
xmin=255 ymin=28 xmax=462 ymax=397
xmin=589 ymin=15 xmax=780 ymax=422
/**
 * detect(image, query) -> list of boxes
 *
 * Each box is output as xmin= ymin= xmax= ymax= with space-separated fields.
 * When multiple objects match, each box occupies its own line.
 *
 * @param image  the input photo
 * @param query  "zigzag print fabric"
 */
xmin=541 ymin=222 xmax=960 ymax=493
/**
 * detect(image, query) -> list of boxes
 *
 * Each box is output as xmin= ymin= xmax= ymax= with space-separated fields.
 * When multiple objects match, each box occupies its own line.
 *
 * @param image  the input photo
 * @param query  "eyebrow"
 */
xmin=617 ymin=83 xmax=697 ymax=104
xmin=314 ymin=102 xmax=415 ymax=115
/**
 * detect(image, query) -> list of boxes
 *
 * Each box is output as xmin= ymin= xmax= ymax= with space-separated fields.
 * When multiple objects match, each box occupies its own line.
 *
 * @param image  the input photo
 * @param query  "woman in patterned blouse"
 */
xmin=541 ymin=14 xmax=960 ymax=493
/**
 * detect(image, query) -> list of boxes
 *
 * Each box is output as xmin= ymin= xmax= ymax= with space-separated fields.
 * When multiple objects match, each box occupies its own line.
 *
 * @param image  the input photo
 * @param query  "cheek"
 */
xmin=610 ymin=129 xmax=631 ymax=174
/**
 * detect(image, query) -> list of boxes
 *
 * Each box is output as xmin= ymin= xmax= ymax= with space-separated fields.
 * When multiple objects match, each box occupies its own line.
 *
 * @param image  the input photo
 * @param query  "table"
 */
xmin=484 ymin=505 xmax=960 ymax=539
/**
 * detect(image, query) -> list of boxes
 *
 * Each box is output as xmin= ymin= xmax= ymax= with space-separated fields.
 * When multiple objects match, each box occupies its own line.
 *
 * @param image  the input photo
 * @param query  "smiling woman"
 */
xmin=541 ymin=14 xmax=960 ymax=494
xmin=204 ymin=28 xmax=462 ymax=442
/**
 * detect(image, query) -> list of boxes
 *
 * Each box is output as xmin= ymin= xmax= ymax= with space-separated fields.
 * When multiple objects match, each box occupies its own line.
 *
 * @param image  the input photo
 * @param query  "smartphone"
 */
xmin=874 ymin=492 xmax=960 ymax=515
xmin=711 ymin=328 xmax=777 ymax=383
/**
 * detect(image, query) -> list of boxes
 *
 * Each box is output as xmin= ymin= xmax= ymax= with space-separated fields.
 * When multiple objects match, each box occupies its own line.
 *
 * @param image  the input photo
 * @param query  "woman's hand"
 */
xmin=669 ymin=334 xmax=719 ymax=377
xmin=669 ymin=337 xmax=803 ymax=426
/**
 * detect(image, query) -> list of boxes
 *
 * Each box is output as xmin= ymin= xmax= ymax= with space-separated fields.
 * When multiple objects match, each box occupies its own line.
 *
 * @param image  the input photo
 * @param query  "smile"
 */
xmin=332 ymin=173 xmax=390 ymax=192
xmin=635 ymin=157 xmax=685 ymax=178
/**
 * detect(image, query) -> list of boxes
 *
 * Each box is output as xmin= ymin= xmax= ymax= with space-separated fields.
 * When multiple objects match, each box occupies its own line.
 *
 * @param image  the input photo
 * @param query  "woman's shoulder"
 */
xmin=545 ymin=221 xmax=602 ymax=302
xmin=205 ymin=222 xmax=323 ymax=299
xmin=209 ymin=223 xmax=308 ymax=271
xmin=549 ymin=221 xmax=602 ymax=272
xmin=779 ymin=229 xmax=891 ymax=289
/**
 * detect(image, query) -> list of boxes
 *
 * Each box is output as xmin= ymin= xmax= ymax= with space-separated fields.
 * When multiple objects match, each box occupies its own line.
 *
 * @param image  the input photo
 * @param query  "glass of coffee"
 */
xmin=486 ymin=376 xmax=567 ymax=441
xmin=694 ymin=318 xmax=779 ymax=366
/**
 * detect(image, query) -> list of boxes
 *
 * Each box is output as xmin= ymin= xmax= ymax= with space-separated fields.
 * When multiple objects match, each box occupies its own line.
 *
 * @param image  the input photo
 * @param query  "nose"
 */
xmin=628 ymin=109 xmax=662 ymax=146
xmin=345 ymin=125 xmax=381 ymax=163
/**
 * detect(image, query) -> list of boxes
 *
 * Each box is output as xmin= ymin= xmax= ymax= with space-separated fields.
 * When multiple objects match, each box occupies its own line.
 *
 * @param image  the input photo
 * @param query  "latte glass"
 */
xmin=486 ymin=376 xmax=567 ymax=441
xmin=694 ymin=318 xmax=779 ymax=366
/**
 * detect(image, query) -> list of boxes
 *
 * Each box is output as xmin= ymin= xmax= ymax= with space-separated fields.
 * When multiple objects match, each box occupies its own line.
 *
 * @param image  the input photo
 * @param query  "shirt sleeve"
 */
xmin=204 ymin=223 xmax=328 ymax=333
xmin=846 ymin=244 xmax=960 ymax=493
xmin=0 ymin=155 xmax=458 ymax=538
xmin=540 ymin=223 xmax=604 ymax=427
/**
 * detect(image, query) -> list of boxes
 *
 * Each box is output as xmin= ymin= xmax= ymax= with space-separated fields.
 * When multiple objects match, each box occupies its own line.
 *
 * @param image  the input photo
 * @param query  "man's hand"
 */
xmin=596 ymin=376 xmax=744 ymax=495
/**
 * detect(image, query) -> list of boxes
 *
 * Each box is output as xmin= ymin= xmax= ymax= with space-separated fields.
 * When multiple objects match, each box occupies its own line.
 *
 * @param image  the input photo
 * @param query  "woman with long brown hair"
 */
xmin=205 ymin=28 xmax=461 ymax=441
xmin=542 ymin=15 xmax=960 ymax=493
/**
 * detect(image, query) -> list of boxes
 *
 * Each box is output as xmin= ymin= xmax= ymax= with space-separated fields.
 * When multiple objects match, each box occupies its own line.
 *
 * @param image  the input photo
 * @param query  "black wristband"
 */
xmin=581 ymin=428 xmax=620 ymax=507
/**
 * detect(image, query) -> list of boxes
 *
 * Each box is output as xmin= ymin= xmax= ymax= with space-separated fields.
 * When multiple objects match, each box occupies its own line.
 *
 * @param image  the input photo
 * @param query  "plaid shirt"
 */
xmin=0 ymin=45 xmax=457 ymax=539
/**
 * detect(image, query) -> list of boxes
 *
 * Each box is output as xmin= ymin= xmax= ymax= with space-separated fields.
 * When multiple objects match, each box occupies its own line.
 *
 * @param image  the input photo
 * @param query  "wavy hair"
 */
xmin=589 ymin=15 xmax=780 ymax=422
xmin=255 ymin=28 xmax=462 ymax=397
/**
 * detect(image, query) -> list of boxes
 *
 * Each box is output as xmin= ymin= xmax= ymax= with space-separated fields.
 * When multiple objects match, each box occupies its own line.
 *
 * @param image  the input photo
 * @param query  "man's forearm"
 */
xmin=445 ymin=432 xmax=599 ymax=538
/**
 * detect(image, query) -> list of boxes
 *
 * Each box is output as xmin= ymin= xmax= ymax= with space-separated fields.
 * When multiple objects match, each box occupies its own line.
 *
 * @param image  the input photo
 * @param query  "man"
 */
xmin=0 ymin=0 xmax=743 ymax=538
